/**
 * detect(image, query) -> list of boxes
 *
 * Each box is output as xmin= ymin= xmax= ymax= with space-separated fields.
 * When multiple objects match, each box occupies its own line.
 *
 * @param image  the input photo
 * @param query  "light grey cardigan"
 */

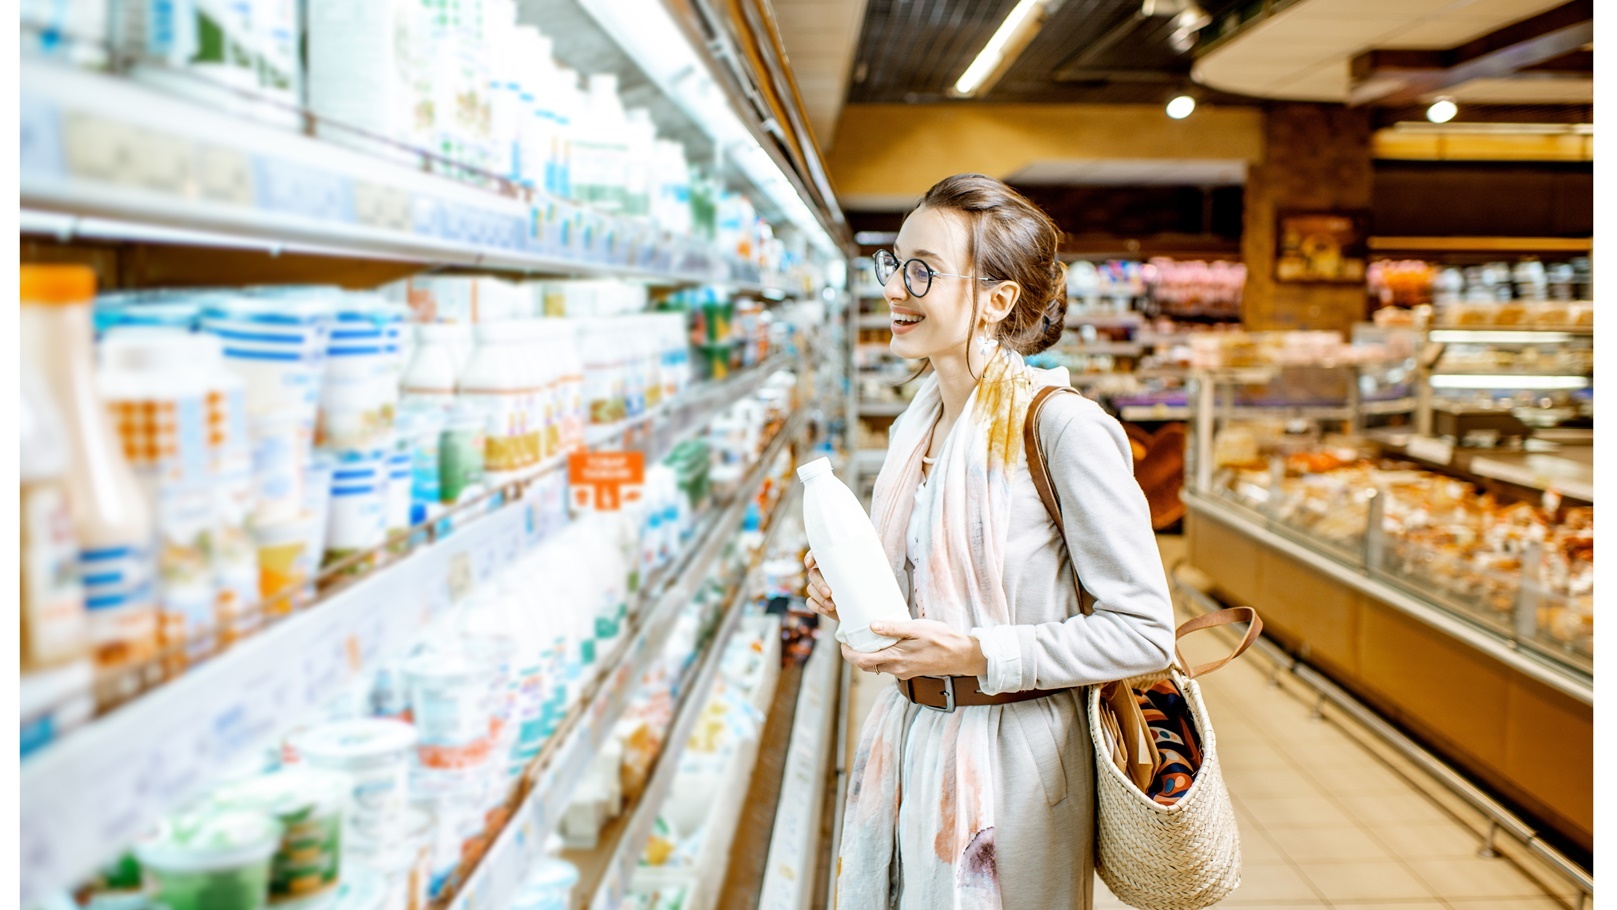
xmin=888 ymin=390 xmax=1177 ymax=909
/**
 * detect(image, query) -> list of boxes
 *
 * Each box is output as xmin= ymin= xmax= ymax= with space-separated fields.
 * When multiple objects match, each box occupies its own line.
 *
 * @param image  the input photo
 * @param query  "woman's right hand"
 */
xmin=804 ymin=551 xmax=840 ymax=622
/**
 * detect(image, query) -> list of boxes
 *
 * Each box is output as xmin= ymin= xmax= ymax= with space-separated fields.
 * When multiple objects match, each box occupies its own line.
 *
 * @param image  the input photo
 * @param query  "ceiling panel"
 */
xmin=1193 ymin=0 xmax=1591 ymax=107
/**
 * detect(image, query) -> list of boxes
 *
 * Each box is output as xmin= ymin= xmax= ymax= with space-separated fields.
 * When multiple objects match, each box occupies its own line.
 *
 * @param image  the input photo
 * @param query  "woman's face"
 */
xmin=883 ymin=206 xmax=980 ymax=364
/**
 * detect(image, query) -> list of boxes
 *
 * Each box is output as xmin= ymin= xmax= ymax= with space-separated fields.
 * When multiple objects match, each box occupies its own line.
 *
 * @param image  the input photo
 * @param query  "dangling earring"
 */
xmin=977 ymin=332 xmax=999 ymax=359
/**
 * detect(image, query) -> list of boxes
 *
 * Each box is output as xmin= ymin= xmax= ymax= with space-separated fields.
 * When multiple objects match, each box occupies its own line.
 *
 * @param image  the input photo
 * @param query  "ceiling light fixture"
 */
xmin=1166 ymin=95 xmax=1196 ymax=119
xmin=1426 ymin=96 xmax=1458 ymax=123
xmin=953 ymin=0 xmax=1052 ymax=97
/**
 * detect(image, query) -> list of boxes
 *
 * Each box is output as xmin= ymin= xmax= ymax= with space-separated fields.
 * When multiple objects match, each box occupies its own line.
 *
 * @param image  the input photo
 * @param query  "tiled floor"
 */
xmin=838 ymin=534 xmax=1589 ymax=910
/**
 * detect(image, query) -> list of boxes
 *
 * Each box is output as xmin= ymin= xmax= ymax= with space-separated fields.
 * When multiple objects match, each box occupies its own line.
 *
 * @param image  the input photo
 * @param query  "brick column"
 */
xmin=1242 ymin=103 xmax=1374 ymax=333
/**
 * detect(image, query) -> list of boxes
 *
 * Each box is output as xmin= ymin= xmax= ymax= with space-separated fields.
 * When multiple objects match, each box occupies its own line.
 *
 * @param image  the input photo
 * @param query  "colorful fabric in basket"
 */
xmin=1136 ymin=678 xmax=1204 ymax=806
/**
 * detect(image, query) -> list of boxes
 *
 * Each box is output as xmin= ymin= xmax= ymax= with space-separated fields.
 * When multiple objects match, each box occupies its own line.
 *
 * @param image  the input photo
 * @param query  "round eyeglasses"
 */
xmin=873 ymin=250 xmax=997 ymax=298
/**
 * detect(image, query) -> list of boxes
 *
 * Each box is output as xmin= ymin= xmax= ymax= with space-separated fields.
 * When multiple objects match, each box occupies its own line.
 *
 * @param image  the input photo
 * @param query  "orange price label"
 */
xmin=569 ymin=451 xmax=646 ymax=512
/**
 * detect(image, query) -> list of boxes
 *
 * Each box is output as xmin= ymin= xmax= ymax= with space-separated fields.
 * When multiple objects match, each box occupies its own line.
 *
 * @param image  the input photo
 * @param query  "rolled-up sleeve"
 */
xmin=971 ymin=396 xmax=1176 ymax=693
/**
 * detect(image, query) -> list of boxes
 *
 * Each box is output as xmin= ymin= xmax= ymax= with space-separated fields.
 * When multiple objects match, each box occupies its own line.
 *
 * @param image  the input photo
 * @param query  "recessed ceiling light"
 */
xmin=1426 ymin=96 xmax=1458 ymax=123
xmin=1166 ymin=95 xmax=1196 ymax=119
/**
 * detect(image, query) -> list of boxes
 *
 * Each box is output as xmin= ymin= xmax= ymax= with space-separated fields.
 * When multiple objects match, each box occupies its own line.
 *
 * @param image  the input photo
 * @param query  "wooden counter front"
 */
xmin=1185 ymin=508 xmax=1594 ymax=852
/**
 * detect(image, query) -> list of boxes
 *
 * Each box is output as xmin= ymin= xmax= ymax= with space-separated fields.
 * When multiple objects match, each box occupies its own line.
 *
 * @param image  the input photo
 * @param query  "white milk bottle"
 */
xmin=23 ymin=266 xmax=159 ymax=705
xmin=797 ymin=457 xmax=910 ymax=652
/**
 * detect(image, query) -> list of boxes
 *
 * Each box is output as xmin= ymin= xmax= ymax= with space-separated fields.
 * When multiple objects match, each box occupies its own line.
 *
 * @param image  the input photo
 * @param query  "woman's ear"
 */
xmin=982 ymin=281 xmax=1021 ymax=327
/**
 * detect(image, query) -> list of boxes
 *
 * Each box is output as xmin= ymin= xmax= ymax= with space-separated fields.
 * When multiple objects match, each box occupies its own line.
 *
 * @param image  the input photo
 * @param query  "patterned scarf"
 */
xmin=835 ymin=349 xmax=1070 ymax=909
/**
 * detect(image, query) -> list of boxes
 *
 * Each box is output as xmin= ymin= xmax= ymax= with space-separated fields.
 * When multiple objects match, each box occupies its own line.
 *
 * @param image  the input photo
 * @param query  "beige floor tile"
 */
xmin=1371 ymin=820 xmax=1491 ymax=860
xmin=1298 ymin=859 xmax=1439 ymax=902
xmin=1237 ymin=826 xmax=1286 ymax=863
xmin=1301 ymin=757 xmax=1424 ymax=795
xmin=1217 ymin=740 xmax=1302 ymax=771
xmin=1329 ymin=903 xmax=1450 ymax=910
xmin=1222 ymin=764 xmax=1324 ymax=800
xmin=1405 ymin=855 xmax=1558 ymax=900
xmin=1270 ymin=822 xmax=1397 ymax=863
xmin=1221 ymin=860 xmax=1323 ymax=903
xmin=1338 ymin=791 xmax=1461 ymax=826
xmin=1238 ymin=793 xmax=1359 ymax=829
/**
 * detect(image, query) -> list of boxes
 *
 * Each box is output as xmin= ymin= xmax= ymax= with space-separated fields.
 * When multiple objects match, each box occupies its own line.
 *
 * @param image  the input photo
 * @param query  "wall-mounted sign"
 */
xmin=1275 ymin=210 xmax=1369 ymax=283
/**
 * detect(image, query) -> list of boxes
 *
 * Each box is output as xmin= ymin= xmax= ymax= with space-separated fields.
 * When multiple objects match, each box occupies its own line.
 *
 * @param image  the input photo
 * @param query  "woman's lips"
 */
xmin=891 ymin=309 xmax=925 ymax=335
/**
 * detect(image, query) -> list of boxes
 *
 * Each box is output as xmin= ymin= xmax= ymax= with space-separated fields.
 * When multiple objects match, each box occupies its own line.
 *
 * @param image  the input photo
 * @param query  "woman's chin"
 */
xmin=889 ymin=335 xmax=926 ymax=361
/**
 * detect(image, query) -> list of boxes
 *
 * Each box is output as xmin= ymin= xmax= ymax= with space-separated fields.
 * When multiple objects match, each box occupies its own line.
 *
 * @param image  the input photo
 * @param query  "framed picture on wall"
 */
xmin=1274 ymin=210 xmax=1370 ymax=283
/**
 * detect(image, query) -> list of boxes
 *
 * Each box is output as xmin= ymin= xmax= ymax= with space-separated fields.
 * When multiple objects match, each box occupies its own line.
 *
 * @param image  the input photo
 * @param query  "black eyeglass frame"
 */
xmin=872 ymin=250 xmax=1001 ymax=298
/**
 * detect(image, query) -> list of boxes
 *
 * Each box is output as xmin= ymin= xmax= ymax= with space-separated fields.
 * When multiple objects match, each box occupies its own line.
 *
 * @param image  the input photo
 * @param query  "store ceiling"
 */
xmin=1193 ymin=0 xmax=1594 ymax=109
xmin=1005 ymin=158 xmax=1248 ymax=185
xmin=770 ymin=0 xmax=869 ymax=148
xmin=844 ymin=0 xmax=1255 ymax=104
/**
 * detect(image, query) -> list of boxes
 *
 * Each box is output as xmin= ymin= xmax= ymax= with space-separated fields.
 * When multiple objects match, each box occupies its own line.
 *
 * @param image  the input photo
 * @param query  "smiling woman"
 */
xmin=805 ymin=174 xmax=1177 ymax=910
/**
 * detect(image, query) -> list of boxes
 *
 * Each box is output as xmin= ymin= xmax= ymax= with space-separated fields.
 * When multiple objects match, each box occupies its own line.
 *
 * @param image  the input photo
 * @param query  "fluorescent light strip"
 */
xmin=955 ymin=0 xmax=1045 ymax=96
xmin=1429 ymin=374 xmax=1590 ymax=390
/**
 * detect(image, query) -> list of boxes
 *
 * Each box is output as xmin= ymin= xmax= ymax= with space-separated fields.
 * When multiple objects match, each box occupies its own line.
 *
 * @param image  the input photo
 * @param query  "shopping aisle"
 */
xmin=839 ymin=534 xmax=1583 ymax=910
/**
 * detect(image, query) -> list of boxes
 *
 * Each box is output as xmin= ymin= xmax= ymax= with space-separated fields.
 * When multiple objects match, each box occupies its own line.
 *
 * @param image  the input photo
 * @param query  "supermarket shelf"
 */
xmin=1183 ymin=490 xmax=1592 ymax=705
xmin=1429 ymin=327 xmax=1595 ymax=343
xmin=20 ymin=58 xmax=749 ymax=286
xmin=1360 ymin=396 xmax=1419 ymax=415
xmin=756 ymin=632 xmax=841 ymax=910
xmin=852 ymin=448 xmax=887 ymax=475
xmin=1367 ymin=236 xmax=1593 ymax=253
xmin=18 ymin=355 xmax=802 ymax=905
xmin=20 ymin=490 xmax=535 ymax=906
xmin=856 ymin=313 xmax=892 ymax=330
xmin=447 ymin=411 xmax=807 ymax=910
xmin=1067 ymin=341 xmax=1144 ymax=356
xmin=583 ymin=354 xmax=794 ymax=450
xmin=1065 ymin=308 xmax=1143 ymax=328
xmin=572 ymin=471 xmax=806 ymax=910
xmin=1368 ymin=431 xmax=1594 ymax=502
xmin=1120 ymin=404 xmax=1190 ymax=422
xmin=856 ymin=399 xmax=908 ymax=417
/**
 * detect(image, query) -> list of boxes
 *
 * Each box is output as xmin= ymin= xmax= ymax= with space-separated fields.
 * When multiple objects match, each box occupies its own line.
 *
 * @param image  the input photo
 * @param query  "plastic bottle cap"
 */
xmin=20 ymin=265 xmax=96 ymax=304
xmin=796 ymin=457 xmax=834 ymax=482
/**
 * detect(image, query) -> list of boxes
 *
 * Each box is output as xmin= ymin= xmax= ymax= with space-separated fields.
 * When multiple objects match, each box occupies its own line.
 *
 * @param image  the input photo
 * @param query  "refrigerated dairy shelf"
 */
xmin=18 ymin=354 xmax=805 ymax=906
xmin=856 ymin=399 xmax=907 ymax=417
xmin=19 ymin=59 xmax=807 ymax=292
xmin=570 ymin=481 xmax=805 ymax=910
xmin=755 ymin=631 xmax=841 ymax=910
xmin=455 ymin=411 xmax=808 ymax=910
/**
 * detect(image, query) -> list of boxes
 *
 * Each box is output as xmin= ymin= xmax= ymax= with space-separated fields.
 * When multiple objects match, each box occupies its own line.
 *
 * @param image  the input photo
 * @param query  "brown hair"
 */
xmin=917 ymin=173 xmax=1067 ymax=357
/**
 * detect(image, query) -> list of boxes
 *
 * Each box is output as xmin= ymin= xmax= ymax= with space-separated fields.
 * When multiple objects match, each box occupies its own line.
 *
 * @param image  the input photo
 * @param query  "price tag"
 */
xmin=1405 ymin=436 xmax=1453 ymax=465
xmin=447 ymin=551 xmax=475 ymax=602
xmin=569 ymin=451 xmax=645 ymax=512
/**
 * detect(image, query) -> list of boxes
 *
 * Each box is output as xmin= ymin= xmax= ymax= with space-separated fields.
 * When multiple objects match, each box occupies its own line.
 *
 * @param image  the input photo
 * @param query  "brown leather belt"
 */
xmin=898 ymin=676 xmax=1073 ymax=712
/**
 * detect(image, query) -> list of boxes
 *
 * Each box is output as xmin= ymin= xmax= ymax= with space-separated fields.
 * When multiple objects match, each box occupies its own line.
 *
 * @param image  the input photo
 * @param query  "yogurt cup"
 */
xmin=212 ymin=768 xmax=350 ymax=906
xmin=253 ymin=517 xmax=318 ymax=617
xmin=132 ymin=809 xmax=282 ymax=910
xmin=324 ymin=453 xmax=388 ymax=572
xmin=201 ymin=294 xmax=334 ymax=438
xmin=344 ymin=808 xmax=432 ymax=910
xmin=510 ymin=854 xmax=580 ymax=910
xmin=319 ymin=301 xmax=402 ymax=455
xmin=401 ymin=650 xmax=494 ymax=772
xmin=409 ymin=778 xmax=484 ymax=901
xmin=248 ymin=413 xmax=310 ymax=527
xmin=287 ymin=720 xmax=417 ymax=840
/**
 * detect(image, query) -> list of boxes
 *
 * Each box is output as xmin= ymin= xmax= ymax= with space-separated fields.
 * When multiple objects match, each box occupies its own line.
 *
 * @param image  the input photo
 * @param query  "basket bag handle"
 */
xmin=1024 ymin=386 xmax=1262 ymax=678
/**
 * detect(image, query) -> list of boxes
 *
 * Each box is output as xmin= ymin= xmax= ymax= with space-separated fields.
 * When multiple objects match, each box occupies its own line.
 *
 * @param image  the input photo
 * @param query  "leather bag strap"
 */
xmin=1024 ymin=385 xmax=1092 ymax=616
xmin=1025 ymin=386 xmax=1263 ymax=671
xmin=1174 ymin=605 xmax=1264 ymax=680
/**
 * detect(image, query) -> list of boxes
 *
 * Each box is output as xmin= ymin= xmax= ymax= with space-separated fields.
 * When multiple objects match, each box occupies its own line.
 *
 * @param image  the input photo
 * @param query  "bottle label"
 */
xmin=80 ymin=544 xmax=159 ymax=670
xmin=21 ymin=482 xmax=86 ymax=667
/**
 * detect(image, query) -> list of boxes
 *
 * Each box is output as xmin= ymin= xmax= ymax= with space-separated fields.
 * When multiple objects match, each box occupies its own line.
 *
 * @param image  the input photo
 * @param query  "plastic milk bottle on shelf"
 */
xmin=22 ymin=266 xmax=159 ymax=704
xmin=797 ymin=458 xmax=909 ymax=651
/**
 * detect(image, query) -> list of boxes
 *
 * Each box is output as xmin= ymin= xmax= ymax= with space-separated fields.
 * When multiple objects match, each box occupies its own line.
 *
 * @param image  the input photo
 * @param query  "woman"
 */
xmin=805 ymin=174 xmax=1177 ymax=909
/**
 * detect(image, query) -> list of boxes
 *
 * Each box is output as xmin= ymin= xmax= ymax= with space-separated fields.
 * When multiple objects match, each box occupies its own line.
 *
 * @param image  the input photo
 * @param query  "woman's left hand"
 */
xmin=840 ymin=619 xmax=988 ymax=680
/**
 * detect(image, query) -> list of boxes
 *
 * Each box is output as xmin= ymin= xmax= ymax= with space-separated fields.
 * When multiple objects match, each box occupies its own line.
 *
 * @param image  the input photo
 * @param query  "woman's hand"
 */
xmin=803 ymin=551 xmax=839 ymax=622
xmin=840 ymin=619 xmax=988 ymax=680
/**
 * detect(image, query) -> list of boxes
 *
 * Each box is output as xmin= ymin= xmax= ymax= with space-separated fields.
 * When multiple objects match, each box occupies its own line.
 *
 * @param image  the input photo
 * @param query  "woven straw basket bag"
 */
xmin=1087 ymin=610 xmax=1261 ymax=910
xmin=1025 ymin=386 xmax=1263 ymax=910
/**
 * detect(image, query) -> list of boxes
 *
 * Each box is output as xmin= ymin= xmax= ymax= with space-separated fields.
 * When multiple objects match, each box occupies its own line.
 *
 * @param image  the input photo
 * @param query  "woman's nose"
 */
xmin=882 ymin=269 xmax=908 ymax=304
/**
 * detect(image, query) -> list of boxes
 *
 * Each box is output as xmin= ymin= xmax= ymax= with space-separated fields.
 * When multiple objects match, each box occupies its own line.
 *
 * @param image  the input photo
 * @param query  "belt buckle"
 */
xmin=927 ymin=676 xmax=956 ymax=713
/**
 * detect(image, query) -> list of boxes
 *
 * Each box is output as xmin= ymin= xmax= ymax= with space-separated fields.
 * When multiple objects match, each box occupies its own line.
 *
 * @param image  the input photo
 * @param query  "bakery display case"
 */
xmin=1183 ymin=365 xmax=1594 ymax=851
